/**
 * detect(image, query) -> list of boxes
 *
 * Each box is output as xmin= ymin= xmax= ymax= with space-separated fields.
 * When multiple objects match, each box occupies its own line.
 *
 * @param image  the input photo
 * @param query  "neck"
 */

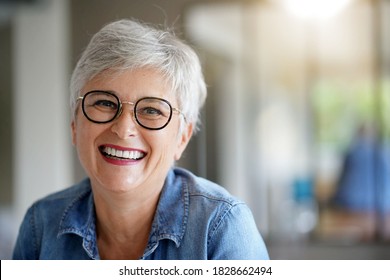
xmin=92 ymin=182 xmax=163 ymax=259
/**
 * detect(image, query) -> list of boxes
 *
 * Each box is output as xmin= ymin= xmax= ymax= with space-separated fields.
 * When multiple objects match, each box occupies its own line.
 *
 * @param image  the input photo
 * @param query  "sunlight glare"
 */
xmin=281 ymin=0 xmax=352 ymax=20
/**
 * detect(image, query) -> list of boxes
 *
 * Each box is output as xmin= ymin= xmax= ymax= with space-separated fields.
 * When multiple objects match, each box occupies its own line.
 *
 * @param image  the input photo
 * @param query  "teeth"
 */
xmin=103 ymin=146 xmax=145 ymax=160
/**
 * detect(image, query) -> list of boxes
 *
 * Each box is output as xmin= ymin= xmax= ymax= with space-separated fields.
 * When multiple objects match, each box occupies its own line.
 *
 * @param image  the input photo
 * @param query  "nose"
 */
xmin=110 ymin=106 xmax=137 ymax=139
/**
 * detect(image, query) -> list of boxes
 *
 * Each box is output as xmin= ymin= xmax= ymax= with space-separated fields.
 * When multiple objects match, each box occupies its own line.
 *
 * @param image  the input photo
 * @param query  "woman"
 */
xmin=13 ymin=19 xmax=269 ymax=260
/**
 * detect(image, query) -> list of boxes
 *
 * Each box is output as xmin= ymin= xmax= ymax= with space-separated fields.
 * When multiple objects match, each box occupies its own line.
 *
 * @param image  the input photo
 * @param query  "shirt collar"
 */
xmin=148 ymin=168 xmax=189 ymax=248
xmin=57 ymin=168 xmax=189 ymax=259
xmin=57 ymin=178 xmax=98 ymax=258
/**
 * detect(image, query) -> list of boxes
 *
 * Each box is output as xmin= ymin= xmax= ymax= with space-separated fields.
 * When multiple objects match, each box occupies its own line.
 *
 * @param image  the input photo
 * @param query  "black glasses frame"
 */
xmin=77 ymin=90 xmax=184 ymax=130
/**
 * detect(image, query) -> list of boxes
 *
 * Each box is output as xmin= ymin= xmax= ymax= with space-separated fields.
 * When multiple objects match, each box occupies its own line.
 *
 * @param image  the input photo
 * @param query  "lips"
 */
xmin=99 ymin=145 xmax=146 ymax=161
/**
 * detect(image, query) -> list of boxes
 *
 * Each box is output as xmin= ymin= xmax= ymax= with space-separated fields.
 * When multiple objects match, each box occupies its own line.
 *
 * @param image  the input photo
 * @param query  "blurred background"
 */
xmin=1 ymin=0 xmax=390 ymax=259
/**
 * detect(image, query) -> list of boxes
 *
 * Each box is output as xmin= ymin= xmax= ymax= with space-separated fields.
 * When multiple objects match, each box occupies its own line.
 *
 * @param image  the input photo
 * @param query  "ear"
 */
xmin=71 ymin=120 xmax=77 ymax=146
xmin=174 ymin=123 xmax=193 ymax=161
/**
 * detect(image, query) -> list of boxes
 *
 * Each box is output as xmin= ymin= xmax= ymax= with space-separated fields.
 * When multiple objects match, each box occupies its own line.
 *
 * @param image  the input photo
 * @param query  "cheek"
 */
xmin=71 ymin=121 xmax=77 ymax=146
xmin=148 ymin=130 xmax=177 ymax=158
xmin=164 ymin=130 xmax=186 ymax=161
xmin=72 ymin=120 xmax=99 ymax=155
xmin=74 ymin=126 xmax=89 ymax=160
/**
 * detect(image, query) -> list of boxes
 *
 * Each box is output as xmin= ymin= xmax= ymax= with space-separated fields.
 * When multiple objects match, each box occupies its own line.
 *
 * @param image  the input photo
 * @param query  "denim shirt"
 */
xmin=13 ymin=168 xmax=269 ymax=260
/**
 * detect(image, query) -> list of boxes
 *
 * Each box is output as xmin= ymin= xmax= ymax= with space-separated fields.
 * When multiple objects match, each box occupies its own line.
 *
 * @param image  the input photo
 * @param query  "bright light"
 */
xmin=281 ymin=0 xmax=352 ymax=20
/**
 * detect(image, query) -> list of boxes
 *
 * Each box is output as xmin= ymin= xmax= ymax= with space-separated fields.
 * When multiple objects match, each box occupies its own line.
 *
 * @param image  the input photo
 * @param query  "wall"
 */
xmin=12 ymin=0 xmax=72 ymax=226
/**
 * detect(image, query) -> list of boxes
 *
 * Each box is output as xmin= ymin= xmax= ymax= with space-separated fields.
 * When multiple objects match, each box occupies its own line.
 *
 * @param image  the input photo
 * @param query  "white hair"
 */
xmin=70 ymin=19 xmax=207 ymax=132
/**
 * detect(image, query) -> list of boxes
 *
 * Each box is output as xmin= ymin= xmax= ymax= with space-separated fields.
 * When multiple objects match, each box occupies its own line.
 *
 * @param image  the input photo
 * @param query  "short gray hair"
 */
xmin=70 ymin=19 xmax=207 ymax=132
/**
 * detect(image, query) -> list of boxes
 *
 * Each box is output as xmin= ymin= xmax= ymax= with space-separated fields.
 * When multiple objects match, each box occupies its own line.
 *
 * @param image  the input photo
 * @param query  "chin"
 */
xmin=90 ymin=174 xmax=140 ymax=194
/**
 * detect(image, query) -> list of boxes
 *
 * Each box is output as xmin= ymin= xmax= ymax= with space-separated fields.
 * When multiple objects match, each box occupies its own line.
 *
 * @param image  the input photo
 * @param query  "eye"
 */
xmin=93 ymin=99 xmax=118 ymax=111
xmin=137 ymin=106 xmax=164 ymax=117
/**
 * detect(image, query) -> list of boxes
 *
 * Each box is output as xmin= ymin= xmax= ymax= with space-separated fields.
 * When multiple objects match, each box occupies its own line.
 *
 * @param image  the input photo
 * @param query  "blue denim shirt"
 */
xmin=13 ymin=168 xmax=269 ymax=260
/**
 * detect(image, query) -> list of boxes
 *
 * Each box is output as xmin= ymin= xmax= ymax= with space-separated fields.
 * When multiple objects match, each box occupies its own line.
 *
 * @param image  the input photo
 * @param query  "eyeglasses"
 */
xmin=77 ymin=91 xmax=185 ymax=130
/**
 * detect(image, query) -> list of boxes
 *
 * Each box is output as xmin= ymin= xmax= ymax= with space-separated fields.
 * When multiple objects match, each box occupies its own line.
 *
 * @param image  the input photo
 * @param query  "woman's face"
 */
xmin=71 ymin=68 xmax=192 ymax=195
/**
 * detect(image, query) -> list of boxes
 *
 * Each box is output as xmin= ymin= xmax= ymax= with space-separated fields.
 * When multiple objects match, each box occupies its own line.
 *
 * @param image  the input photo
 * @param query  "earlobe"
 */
xmin=174 ymin=123 xmax=193 ymax=161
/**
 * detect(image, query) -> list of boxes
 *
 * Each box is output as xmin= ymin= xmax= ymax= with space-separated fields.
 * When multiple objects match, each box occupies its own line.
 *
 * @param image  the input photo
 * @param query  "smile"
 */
xmin=100 ymin=145 xmax=146 ymax=160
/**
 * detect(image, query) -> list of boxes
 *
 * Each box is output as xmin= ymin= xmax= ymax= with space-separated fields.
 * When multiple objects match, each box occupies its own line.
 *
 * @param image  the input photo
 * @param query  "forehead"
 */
xmin=82 ymin=67 xmax=174 ymax=100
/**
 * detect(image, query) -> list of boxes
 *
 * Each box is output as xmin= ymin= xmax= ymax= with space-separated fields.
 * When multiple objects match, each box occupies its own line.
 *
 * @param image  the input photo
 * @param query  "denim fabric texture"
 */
xmin=13 ymin=168 xmax=269 ymax=260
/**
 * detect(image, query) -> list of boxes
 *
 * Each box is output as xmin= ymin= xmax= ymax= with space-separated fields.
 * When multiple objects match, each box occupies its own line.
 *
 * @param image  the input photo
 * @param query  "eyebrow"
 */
xmin=88 ymin=89 xmax=173 ymax=102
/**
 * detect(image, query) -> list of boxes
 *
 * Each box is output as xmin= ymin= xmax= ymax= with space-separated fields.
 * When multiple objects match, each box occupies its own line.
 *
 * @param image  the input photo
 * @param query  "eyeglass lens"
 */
xmin=81 ymin=91 xmax=173 ymax=130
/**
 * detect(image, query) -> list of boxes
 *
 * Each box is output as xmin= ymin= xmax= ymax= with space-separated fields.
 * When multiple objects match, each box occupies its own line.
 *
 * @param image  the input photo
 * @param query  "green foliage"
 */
xmin=312 ymin=79 xmax=390 ymax=150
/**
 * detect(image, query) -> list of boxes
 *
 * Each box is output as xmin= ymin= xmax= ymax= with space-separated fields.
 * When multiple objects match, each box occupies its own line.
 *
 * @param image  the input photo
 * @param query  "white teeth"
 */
xmin=103 ymin=146 xmax=144 ymax=160
xmin=123 ymin=151 xmax=130 ymax=158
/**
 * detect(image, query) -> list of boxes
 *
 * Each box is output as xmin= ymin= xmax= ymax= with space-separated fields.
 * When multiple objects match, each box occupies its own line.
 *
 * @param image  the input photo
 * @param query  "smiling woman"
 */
xmin=12 ymin=19 xmax=269 ymax=260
